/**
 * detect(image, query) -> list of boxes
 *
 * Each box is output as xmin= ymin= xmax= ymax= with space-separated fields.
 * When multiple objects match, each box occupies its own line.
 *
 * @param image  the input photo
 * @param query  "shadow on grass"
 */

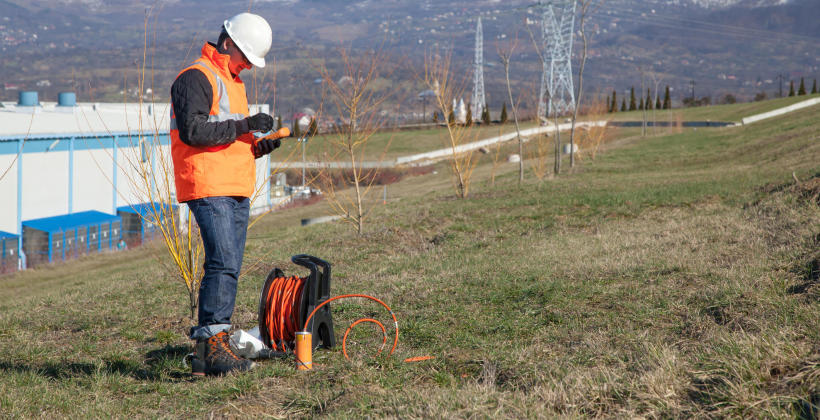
xmin=787 ymin=257 xmax=820 ymax=295
xmin=0 ymin=345 xmax=193 ymax=382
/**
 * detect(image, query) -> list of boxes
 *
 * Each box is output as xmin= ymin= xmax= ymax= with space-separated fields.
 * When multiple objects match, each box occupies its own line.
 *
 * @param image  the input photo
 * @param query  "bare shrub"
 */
xmin=318 ymin=46 xmax=395 ymax=234
xmin=423 ymin=49 xmax=479 ymax=199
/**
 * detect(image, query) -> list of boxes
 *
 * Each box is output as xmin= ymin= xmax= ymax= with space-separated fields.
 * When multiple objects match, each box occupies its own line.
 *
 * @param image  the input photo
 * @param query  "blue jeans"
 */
xmin=186 ymin=196 xmax=250 ymax=340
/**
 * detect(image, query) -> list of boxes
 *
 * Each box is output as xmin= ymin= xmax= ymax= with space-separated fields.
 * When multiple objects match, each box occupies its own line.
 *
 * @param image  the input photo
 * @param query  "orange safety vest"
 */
xmin=170 ymin=43 xmax=256 ymax=202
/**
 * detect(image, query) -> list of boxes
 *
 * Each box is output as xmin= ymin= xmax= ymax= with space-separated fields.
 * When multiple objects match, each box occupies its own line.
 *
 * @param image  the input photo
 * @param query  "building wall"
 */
xmin=1 ymin=135 xmax=272 ymax=235
xmin=73 ymin=148 xmax=115 ymax=214
xmin=0 ymin=154 xmax=19 ymax=233
xmin=21 ymin=150 xmax=70 ymax=221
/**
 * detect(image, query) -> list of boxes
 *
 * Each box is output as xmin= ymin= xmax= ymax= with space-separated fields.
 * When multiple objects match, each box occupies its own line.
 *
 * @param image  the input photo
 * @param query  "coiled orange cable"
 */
xmin=260 ymin=278 xmax=400 ymax=360
xmin=260 ymin=275 xmax=304 ymax=351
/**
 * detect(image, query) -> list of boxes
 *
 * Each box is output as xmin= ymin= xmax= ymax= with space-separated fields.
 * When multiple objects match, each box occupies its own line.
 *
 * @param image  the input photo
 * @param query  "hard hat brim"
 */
xmin=246 ymin=54 xmax=265 ymax=69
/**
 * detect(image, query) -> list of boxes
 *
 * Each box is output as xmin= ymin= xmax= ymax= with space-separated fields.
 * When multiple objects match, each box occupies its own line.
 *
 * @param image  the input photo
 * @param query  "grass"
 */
xmin=0 ymin=100 xmax=818 ymax=417
xmin=280 ymin=121 xmax=540 ymax=162
xmin=278 ymin=94 xmax=819 ymax=165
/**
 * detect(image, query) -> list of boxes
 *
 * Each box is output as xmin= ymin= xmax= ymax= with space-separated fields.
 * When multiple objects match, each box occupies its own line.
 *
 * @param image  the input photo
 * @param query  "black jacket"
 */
xmin=170 ymin=56 xmax=250 ymax=147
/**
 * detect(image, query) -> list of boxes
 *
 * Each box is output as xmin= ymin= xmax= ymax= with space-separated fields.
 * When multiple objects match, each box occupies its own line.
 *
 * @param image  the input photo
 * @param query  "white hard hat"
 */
xmin=223 ymin=13 xmax=272 ymax=68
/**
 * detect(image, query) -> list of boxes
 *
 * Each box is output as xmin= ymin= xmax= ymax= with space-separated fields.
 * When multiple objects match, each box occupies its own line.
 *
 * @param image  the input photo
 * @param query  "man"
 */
xmin=170 ymin=12 xmax=280 ymax=376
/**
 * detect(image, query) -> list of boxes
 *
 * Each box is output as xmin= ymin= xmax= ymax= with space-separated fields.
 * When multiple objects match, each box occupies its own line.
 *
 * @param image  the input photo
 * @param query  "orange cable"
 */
xmin=342 ymin=318 xmax=387 ymax=360
xmin=260 ymin=279 xmax=433 ymax=363
xmin=303 ymin=294 xmax=399 ymax=357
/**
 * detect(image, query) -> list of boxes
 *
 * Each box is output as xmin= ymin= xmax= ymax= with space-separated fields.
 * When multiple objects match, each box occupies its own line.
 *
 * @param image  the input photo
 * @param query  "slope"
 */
xmin=0 ymin=102 xmax=817 ymax=417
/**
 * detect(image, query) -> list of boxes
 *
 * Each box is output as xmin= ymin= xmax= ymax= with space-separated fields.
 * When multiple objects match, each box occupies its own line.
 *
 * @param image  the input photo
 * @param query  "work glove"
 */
xmin=253 ymin=138 xmax=281 ymax=158
xmin=246 ymin=113 xmax=274 ymax=133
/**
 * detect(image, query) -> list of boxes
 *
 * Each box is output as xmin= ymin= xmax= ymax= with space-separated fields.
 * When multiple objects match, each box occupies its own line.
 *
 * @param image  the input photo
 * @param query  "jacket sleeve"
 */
xmin=170 ymin=69 xmax=250 ymax=147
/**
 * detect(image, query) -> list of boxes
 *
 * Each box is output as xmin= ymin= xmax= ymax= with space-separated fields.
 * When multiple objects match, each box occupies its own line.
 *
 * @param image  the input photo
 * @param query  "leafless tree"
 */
xmin=423 ymin=49 xmax=479 ymax=199
xmin=648 ymin=70 xmax=665 ymax=135
xmin=318 ymin=47 xmax=395 ymax=234
xmin=569 ymin=0 xmax=605 ymax=169
xmin=497 ymin=33 xmax=526 ymax=185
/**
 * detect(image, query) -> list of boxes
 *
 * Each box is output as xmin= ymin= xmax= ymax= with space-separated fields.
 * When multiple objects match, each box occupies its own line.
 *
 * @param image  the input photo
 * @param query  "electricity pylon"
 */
xmin=471 ymin=17 xmax=485 ymax=122
xmin=536 ymin=1 xmax=576 ymax=122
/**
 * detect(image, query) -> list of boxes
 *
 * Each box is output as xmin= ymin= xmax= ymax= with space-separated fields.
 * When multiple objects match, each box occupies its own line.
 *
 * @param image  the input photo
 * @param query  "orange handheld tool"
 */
xmin=256 ymin=127 xmax=291 ymax=142
xmin=253 ymin=127 xmax=291 ymax=158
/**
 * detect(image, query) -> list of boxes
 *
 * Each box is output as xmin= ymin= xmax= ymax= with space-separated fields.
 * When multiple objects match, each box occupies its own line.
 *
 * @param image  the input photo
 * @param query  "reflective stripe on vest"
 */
xmin=169 ymin=60 xmax=246 ymax=131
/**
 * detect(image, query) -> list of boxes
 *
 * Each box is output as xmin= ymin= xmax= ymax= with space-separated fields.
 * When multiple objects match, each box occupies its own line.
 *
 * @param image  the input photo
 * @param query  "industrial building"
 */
xmin=0 ymin=91 xmax=274 ymax=272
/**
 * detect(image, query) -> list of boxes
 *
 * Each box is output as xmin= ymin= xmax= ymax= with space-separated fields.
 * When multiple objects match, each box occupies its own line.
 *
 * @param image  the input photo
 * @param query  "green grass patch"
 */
xmin=0 ymin=101 xmax=818 ymax=417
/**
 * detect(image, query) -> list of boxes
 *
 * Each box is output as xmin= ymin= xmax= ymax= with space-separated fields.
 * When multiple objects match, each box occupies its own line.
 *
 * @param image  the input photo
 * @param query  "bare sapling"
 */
xmin=423 ymin=50 xmax=479 ymax=199
xmin=569 ymin=0 xmax=605 ymax=170
xmin=318 ymin=46 xmax=395 ymax=234
xmin=576 ymin=97 xmax=612 ymax=161
xmin=530 ymin=132 xmax=552 ymax=180
xmin=497 ymin=33 xmax=526 ymax=185
xmin=114 ymin=10 xmax=206 ymax=320
xmin=489 ymin=126 xmax=504 ymax=186
xmin=523 ymin=14 xmax=561 ymax=176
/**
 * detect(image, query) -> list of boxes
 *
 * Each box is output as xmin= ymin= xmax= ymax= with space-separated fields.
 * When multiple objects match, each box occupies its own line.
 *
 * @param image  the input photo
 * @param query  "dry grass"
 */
xmin=0 ymin=103 xmax=817 ymax=417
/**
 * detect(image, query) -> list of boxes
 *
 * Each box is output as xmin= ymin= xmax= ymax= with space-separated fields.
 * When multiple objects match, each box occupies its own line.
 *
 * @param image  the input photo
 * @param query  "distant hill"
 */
xmin=0 ymin=0 xmax=816 ymax=111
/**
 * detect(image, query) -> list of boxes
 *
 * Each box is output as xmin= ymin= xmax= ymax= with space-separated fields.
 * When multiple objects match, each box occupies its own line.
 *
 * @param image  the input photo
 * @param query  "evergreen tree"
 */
xmin=629 ymin=87 xmax=637 ymax=111
xmin=798 ymin=78 xmax=807 ymax=95
xmin=812 ymin=79 xmax=818 ymax=94
xmin=448 ymin=109 xmax=455 ymax=125
xmin=432 ymin=111 xmax=439 ymax=123
xmin=481 ymin=104 xmax=491 ymax=125
xmin=500 ymin=103 xmax=508 ymax=124
xmin=275 ymin=115 xmax=283 ymax=130
xmin=611 ymin=91 xmax=618 ymax=113
xmin=655 ymin=95 xmax=661 ymax=110
xmin=293 ymin=118 xmax=301 ymax=137
xmin=646 ymin=88 xmax=653 ymax=110
xmin=639 ymin=97 xmax=644 ymax=110
xmin=663 ymin=85 xmax=671 ymax=109
xmin=620 ymin=98 xmax=626 ymax=112
xmin=465 ymin=106 xmax=473 ymax=127
xmin=788 ymin=80 xmax=795 ymax=97
xmin=308 ymin=117 xmax=318 ymax=136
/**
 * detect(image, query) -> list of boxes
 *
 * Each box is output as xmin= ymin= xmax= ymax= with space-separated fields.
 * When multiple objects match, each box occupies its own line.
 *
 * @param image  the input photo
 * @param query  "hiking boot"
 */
xmin=191 ymin=331 xmax=255 ymax=376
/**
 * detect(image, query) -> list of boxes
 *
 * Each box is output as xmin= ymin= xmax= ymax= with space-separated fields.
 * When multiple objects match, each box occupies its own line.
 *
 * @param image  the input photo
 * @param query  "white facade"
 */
xmin=0 ymin=101 xmax=273 ymax=235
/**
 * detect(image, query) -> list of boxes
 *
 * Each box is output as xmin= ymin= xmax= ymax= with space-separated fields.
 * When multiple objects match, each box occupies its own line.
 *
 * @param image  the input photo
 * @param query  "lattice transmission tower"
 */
xmin=536 ymin=0 xmax=577 ymax=122
xmin=471 ymin=17 xmax=485 ymax=122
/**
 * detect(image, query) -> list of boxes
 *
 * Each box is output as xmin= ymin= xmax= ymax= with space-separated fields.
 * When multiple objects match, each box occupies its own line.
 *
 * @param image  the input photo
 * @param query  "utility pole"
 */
xmin=690 ymin=80 xmax=695 ymax=103
xmin=641 ymin=70 xmax=647 ymax=137
xmin=301 ymin=136 xmax=306 ymax=189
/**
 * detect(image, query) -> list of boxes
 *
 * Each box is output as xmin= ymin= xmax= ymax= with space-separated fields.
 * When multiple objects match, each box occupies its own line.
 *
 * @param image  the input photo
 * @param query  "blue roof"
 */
xmin=0 ymin=230 xmax=18 ymax=239
xmin=22 ymin=211 xmax=121 ymax=233
xmin=117 ymin=203 xmax=178 ymax=218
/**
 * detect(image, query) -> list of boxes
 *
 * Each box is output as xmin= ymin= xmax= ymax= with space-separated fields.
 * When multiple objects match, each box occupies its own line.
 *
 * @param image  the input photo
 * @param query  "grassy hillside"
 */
xmin=276 ymin=94 xmax=819 ymax=165
xmin=0 ymin=103 xmax=818 ymax=417
xmin=279 ymin=121 xmax=540 ymax=162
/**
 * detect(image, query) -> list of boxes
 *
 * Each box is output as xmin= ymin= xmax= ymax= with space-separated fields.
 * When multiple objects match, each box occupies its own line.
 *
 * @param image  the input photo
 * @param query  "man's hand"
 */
xmin=246 ymin=113 xmax=274 ymax=133
xmin=253 ymin=138 xmax=281 ymax=158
